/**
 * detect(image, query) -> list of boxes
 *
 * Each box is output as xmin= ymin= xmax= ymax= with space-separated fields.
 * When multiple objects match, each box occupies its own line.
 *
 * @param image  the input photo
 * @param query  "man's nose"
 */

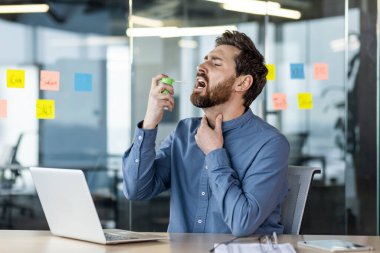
xmin=197 ymin=63 xmax=207 ymax=74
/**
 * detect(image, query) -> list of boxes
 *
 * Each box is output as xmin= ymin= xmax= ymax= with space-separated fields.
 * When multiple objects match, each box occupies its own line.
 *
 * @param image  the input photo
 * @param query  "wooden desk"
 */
xmin=0 ymin=231 xmax=379 ymax=253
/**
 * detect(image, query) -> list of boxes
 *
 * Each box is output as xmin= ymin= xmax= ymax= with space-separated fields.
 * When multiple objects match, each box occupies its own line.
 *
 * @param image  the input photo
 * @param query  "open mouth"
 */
xmin=195 ymin=76 xmax=207 ymax=91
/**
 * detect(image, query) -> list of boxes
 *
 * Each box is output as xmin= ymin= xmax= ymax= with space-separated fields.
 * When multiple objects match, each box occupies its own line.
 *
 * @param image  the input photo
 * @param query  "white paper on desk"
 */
xmin=215 ymin=243 xmax=297 ymax=253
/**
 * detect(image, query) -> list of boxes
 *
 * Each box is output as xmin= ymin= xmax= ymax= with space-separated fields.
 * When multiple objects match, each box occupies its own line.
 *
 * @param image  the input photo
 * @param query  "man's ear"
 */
xmin=235 ymin=75 xmax=253 ymax=92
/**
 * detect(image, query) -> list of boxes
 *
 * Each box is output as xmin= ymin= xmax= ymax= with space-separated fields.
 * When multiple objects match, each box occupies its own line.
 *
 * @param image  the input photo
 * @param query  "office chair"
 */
xmin=0 ymin=134 xmax=34 ymax=228
xmin=281 ymin=165 xmax=321 ymax=234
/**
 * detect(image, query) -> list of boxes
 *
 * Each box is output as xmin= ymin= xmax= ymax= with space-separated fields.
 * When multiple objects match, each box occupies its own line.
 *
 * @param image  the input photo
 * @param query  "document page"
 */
xmin=215 ymin=242 xmax=297 ymax=253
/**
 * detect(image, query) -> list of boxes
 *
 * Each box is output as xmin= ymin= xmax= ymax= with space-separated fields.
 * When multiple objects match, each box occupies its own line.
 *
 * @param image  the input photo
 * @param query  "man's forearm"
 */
xmin=122 ymin=126 xmax=159 ymax=200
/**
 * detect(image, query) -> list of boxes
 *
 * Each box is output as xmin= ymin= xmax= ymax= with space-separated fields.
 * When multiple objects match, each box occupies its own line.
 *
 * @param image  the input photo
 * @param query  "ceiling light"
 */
xmin=330 ymin=35 xmax=360 ymax=52
xmin=0 ymin=4 xmax=49 ymax=14
xmin=205 ymin=0 xmax=301 ymax=20
xmin=51 ymin=36 xmax=127 ymax=47
xmin=127 ymin=27 xmax=178 ymax=37
xmin=223 ymin=3 xmax=301 ymax=19
xmin=207 ymin=0 xmax=280 ymax=9
xmin=126 ymin=25 xmax=237 ymax=38
xmin=178 ymin=39 xmax=198 ymax=48
xmin=266 ymin=7 xmax=301 ymax=20
xmin=131 ymin=15 xmax=164 ymax=27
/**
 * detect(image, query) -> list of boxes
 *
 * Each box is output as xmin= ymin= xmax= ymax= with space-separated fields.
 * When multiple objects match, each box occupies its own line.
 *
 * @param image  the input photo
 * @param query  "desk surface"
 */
xmin=0 ymin=231 xmax=379 ymax=253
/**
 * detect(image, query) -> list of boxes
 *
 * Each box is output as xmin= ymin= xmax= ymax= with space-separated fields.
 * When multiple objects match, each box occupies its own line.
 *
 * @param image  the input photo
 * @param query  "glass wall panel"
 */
xmin=0 ymin=4 xmax=130 ymax=229
xmin=128 ymin=0 xmax=378 ymax=234
xmin=128 ymin=0 xmax=266 ymax=231
xmin=346 ymin=0 xmax=377 ymax=235
xmin=266 ymin=1 xmax=346 ymax=234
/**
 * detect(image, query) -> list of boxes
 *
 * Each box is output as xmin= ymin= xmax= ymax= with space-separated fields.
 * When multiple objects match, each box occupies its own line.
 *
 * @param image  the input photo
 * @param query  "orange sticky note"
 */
xmin=313 ymin=63 xmax=328 ymax=80
xmin=40 ymin=70 xmax=60 ymax=91
xmin=36 ymin=99 xmax=55 ymax=119
xmin=298 ymin=93 xmax=313 ymax=109
xmin=0 ymin=100 xmax=7 ymax=118
xmin=7 ymin=69 xmax=25 ymax=88
xmin=266 ymin=64 xmax=276 ymax=81
xmin=272 ymin=93 xmax=287 ymax=110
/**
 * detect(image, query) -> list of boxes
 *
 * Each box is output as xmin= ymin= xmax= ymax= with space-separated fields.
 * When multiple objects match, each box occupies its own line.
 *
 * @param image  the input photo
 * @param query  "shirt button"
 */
xmin=205 ymin=165 xmax=208 ymax=170
xmin=201 ymin=192 xmax=206 ymax=196
xmin=197 ymin=219 xmax=202 ymax=224
xmin=135 ymin=159 xmax=139 ymax=163
xmin=138 ymin=135 xmax=142 ymax=140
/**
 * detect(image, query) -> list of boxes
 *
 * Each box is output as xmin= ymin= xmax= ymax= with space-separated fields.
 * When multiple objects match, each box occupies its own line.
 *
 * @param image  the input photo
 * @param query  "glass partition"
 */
xmin=346 ymin=0 xmax=378 ymax=235
xmin=128 ymin=0 xmax=267 ymax=231
xmin=0 ymin=15 xmax=130 ymax=229
xmin=128 ymin=0 xmax=377 ymax=234
xmin=265 ymin=1 xmax=346 ymax=234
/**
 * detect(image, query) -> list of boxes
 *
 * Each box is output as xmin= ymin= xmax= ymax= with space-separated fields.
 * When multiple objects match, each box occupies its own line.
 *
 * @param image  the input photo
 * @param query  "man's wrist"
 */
xmin=142 ymin=120 xmax=158 ymax=129
xmin=204 ymin=146 xmax=222 ymax=155
xmin=205 ymin=148 xmax=230 ymax=169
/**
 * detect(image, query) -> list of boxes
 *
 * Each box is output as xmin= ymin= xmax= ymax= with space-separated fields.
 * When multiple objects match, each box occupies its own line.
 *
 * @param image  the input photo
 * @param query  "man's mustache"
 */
xmin=196 ymin=72 xmax=209 ymax=84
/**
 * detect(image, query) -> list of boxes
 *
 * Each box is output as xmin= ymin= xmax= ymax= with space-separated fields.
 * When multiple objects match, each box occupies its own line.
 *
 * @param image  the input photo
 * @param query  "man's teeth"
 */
xmin=197 ymin=80 xmax=206 ymax=88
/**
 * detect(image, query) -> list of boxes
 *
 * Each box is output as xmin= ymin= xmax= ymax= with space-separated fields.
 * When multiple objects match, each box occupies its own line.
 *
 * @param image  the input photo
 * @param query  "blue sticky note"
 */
xmin=74 ymin=73 xmax=92 ymax=92
xmin=290 ymin=63 xmax=305 ymax=79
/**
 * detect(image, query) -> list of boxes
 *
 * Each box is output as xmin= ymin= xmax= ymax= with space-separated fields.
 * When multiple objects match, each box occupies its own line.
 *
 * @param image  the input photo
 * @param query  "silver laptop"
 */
xmin=30 ymin=167 xmax=166 ymax=244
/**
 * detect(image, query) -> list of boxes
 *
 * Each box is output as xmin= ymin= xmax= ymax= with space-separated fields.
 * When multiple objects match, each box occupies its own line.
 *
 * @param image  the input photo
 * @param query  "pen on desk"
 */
xmin=272 ymin=232 xmax=278 ymax=245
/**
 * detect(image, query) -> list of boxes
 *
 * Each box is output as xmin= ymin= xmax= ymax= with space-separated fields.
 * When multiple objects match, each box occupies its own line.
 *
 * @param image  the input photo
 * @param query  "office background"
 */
xmin=0 ymin=0 xmax=377 ymax=235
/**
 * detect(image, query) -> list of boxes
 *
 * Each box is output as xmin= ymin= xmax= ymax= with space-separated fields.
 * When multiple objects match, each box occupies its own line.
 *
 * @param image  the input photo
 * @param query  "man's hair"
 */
xmin=215 ymin=30 xmax=268 ymax=107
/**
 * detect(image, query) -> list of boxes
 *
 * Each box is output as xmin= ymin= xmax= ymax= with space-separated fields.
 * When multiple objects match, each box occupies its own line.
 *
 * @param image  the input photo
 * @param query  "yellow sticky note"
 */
xmin=272 ymin=93 xmax=287 ymax=110
xmin=7 ymin=69 xmax=25 ymax=88
xmin=36 ymin=99 xmax=55 ymax=119
xmin=0 ymin=100 xmax=7 ymax=118
xmin=40 ymin=70 xmax=60 ymax=91
xmin=266 ymin=64 xmax=276 ymax=81
xmin=313 ymin=63 xmax=328 ymax=80
xmin=298 ymin=93 xmax=313 ymax=110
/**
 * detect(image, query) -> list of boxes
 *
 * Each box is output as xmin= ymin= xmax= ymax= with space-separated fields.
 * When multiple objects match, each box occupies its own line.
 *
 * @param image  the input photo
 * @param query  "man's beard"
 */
xmin=190 ymin=76 xmax=235 ymax=108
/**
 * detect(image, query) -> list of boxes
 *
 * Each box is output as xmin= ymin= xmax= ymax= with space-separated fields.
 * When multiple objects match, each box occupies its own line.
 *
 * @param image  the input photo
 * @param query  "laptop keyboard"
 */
xmin=104 ymin=232 xmax=138 ymax=241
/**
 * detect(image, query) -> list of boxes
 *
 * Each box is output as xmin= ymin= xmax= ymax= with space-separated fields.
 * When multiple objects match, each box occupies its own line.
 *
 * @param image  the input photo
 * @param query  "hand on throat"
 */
xmin=203 ymin=104 xmax=246 ymax=128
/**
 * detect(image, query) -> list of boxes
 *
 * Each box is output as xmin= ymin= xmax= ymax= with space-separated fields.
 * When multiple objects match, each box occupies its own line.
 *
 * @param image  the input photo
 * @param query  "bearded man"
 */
xmin=122 ymin=30 xmax=289 ymax=237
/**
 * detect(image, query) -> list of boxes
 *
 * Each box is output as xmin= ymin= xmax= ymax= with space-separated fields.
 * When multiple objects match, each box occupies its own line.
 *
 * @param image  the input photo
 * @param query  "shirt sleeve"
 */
xmin=205 ymin=135 xmax=290 ymax=237
xmin=122 ymin=121 xmax=172 ymax=200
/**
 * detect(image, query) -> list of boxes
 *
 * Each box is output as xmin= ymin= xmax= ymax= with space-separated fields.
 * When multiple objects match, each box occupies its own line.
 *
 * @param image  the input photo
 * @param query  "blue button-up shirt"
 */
xmin=122 ymin=109 xmax=289 ymax=237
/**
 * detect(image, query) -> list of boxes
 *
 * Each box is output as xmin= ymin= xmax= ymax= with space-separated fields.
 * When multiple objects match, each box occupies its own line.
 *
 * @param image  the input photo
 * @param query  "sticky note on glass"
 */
xmin=272 ymin=93 xmax=287 ymax=110
xmin=266 ymin=64 xmax=276 ymax=80
xmin=0 ymin=100 xmax=7 ymax=118
xmin=36 ymin=99 xmax=55 ymax=119
xmin=74 ymin=73 xmax=92 ymax=92
xmin=40 ymin=70 xmax=60 ymax=91
xmin=313 ymin=63 xmax=328 ymax=80
xmin=298 ymin=93 xmax=313 ymax=109
xmin=290 ymin=63 xmax=305 ymax=79
xmin=7 ymin=69 xmax=25 ymax=88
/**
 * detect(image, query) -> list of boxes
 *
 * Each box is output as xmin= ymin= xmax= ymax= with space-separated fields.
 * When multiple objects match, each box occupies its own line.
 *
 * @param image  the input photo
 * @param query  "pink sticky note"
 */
xmin=272 ymin=93 xmax=287 ymax=110
xmin=0 ymin=100 xmax=7 ymax=118
xmin=40 ymin=70 xmax=60 ymax=91
xmin=313 ymin=63 xmax=328 ymax=80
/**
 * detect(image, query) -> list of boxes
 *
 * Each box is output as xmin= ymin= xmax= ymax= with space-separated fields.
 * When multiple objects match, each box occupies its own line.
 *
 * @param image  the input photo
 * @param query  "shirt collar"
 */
xmin=221 ymin=108 xmax=254 ymax=132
